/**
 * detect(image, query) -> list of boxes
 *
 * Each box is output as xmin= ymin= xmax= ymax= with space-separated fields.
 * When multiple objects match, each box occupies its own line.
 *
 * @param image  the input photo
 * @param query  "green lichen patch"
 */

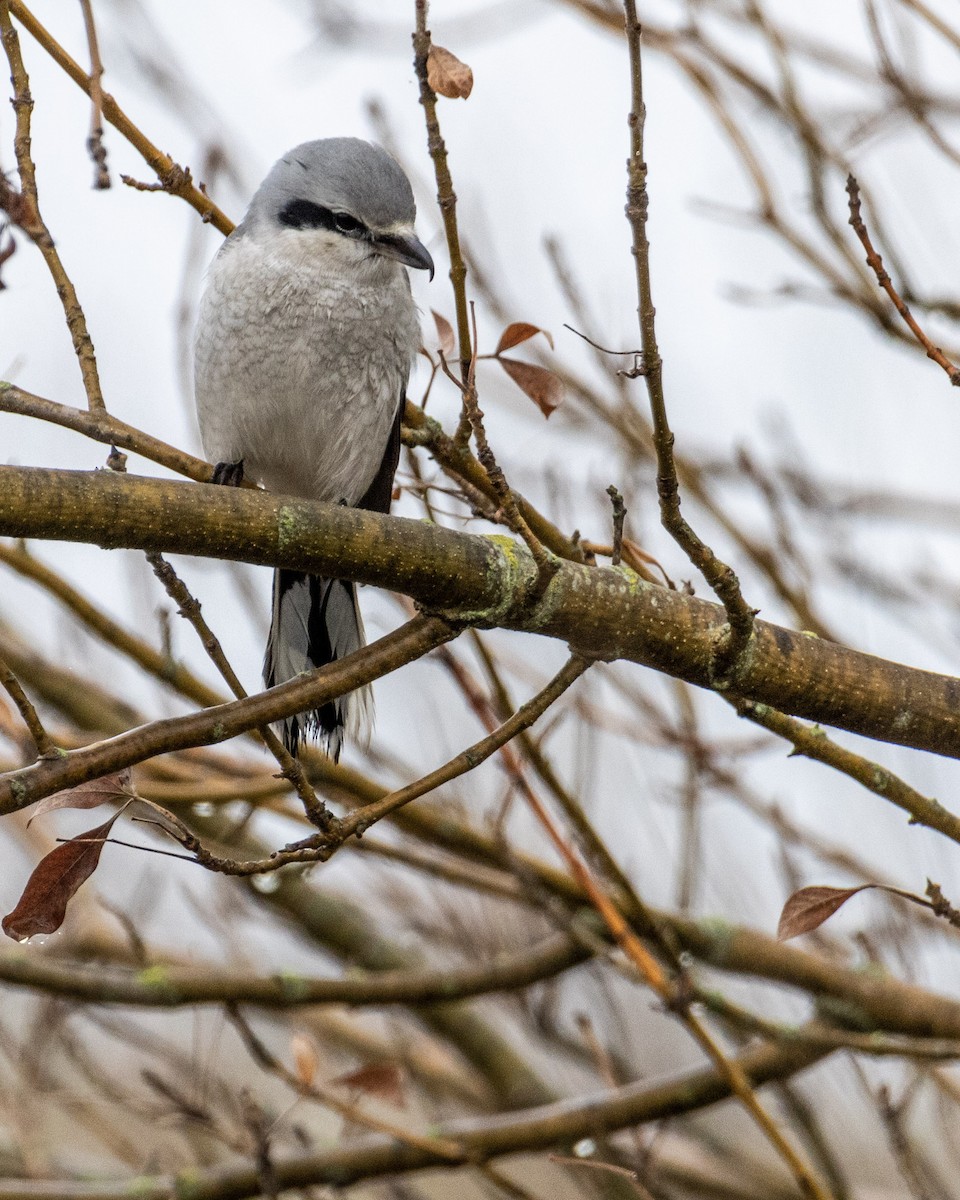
xmin=277 ymin=504 xmax=302 ymax=551
xmin=277 ymin=969 xmax=311 ymax=1002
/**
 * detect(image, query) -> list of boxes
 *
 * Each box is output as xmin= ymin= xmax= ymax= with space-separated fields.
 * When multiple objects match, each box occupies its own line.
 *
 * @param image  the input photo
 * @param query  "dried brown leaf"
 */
xmin=498 ymin=357 xmax=564 ymax=418
xmin=621 ymin=538 xmax=670 ymax=576
xmin=332 ymin=1062 xmax=407 ymax=1109
xmin=126 ymin=798 xmax=193 ymax=844
xmin=3 ymin=814 xmax=119 ymax=940
xmin=431 ymin=309 xmax=455 ymax=358
xmin=291 ymin=1033 xmax=319 ymax=1087
xmin=778 ymin=882 xmax=932 ymax=940
xmin=426 ymin=45 xmax=474 ymax=100
xmin=496 ymin=322 xmax=554 ymax=355
xmin=778 ymin=884 xmax=876 ymax=940
xmin=27 ymin=768 xmax=134 ymax=826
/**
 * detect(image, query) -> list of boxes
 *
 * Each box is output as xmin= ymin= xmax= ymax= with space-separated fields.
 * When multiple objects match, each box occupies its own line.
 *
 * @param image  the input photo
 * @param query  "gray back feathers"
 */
xmin=248 ymin=137 xmax=417 ymax=233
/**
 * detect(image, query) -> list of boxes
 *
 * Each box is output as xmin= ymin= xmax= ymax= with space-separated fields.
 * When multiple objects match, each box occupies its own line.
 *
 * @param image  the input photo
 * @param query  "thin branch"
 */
xmin=621 ymin=3 xmax=757 ymax=683
xmin=0 ymin=1 xmax=105 ymax=410
xmin=130 ymin=654 xmax=590 ymax=875
xmin=846 ymin=174 xmax=960 ymax=386
xmin=0 ymin=384 xmax=219 ymax=482
xmin=733 ymin=698 xmax=960 ymax=845
xmin=0 ymin=614 xmax=457 ymax=814
xmin=144 ymin=552 xmax=330 ymax=828
xmin=404 ymin=399 xmax=586 ymax=562
xmin=438 ymin=638 xmax=643 ymax=907
xmin=77 ymin=0 xmax=108 ymax=188
xmin=7 ymin=0 xmax=232 ymax=233
xmin=439 ymin=312 xmax=558 ymax=591
xmin=606 ymin=485 xmax=626 ymax=566
xmin=412 ymin=1 xmax=472 ymax=415
xmin=340 ymin=653 xmax=588 ymax=840
xmin=898 ymin=0 xmax=960 ymax=56
xmin=0 ymin=652 xmax=55 ymax=757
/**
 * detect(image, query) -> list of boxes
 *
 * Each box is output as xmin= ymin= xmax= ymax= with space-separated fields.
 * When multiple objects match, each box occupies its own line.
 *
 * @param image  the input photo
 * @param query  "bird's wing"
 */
xmin=356 ymin=387 xmax=404 ymax=514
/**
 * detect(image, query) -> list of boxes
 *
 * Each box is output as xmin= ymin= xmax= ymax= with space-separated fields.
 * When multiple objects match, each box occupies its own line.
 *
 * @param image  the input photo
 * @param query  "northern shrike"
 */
xmin=194 ymin=138 xmax=434 ymax=759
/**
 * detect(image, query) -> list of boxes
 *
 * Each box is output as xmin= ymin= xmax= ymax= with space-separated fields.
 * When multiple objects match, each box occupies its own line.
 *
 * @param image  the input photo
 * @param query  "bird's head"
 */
xmin=244 ymin=137 xmax=434 ymax=281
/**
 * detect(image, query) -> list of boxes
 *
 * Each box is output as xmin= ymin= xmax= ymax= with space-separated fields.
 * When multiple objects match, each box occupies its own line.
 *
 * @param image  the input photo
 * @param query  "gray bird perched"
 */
xmin=194 ymin=138 xmax=434 ymax=759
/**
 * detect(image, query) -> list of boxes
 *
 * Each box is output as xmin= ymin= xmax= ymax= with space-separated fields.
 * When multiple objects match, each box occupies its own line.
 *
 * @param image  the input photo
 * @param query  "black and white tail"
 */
xmin=262 ymin=396 xmax=403 ymax=761
xmin=264 ymin=568 xmax=372 ymax=760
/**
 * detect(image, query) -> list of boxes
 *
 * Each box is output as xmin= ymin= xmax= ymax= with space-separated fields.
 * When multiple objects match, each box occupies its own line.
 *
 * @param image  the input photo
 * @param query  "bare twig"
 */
xmin=0 ymin=614 xmax=457 ymax=814
xmin=8 ymin=0 xmax=232 ymax=232
xmin=343 ymin=653 xmax=589 ymax=840
xmin=846 ymin=174 xmax=960 ymax=386
xmin=225 ymin=1006 xmax=466 ymax=1160
xmin=0 ymin=0 xmax=106 ymax=410
xmin=733 ymin=697 xmax=960 ymax=847
xmin=621 ymin=4 xmax=757 ymax=683
xmin=606 ymin=485 xmax=626 ymax=566
xmin=412 ymin=1 xmax=471 ymax=412
xmin=144 ymin=552 xmax=330 ymax=828
xmin=0 ymin=652 xmax=55 ymax=757
xmin=142 ymin=653 xmax=590 ymax=875
xmin=77 ymin=0 xmax=108 ymax=188
xmin=438 ymin=309 xmax=559 ymax=592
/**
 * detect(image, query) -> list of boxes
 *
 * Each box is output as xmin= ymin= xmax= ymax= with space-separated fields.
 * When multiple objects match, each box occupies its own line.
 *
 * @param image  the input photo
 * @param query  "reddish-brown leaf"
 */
xmin=27 ymin=768 xmax=134 ymax=826
xmin=495 ymin=322 xmax=554 ymax=355
xmin=620 ymin=538 xmax=671 ymax=584
xmin=498 ymin=357 xmax=564 ymax=418
xmin=777 ymin=885 xmax=872 ymax=940
xmin=426 ymin=45 xmax=474 ymax=100
xmin=332 ymin=1062 xmax=407 ymax=1108
xmin=3 ymin=815 xmax=119 ymax=941
xmin=126 ymin=798 xmax=195 ymax=845
xmin=291 ymin=1033 xmax=319 ymax=1087
xmin=777 ymin=881 xmax=931 ymax=940
xmin=431 ymin=309 xmax=455 ymax=358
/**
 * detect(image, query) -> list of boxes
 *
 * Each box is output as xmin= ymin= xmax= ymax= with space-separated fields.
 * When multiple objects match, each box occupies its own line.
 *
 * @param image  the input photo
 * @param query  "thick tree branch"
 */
xmin=0 ymin=930 xmax=590 ymax=1008
xmin=2 ymin=468 xmax=960 ymax=776
xmin=0 ymin=384 xmax=586 ymax=563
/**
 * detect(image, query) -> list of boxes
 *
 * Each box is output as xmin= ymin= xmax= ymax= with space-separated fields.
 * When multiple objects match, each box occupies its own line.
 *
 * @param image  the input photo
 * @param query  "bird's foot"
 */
xmin=212 ymin=459 xmax=245 ymax=487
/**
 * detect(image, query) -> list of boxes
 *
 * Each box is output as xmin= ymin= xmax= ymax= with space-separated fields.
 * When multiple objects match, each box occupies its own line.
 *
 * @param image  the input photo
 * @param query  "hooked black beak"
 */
xmin=374 ymin=230 xmax=435 ymax=280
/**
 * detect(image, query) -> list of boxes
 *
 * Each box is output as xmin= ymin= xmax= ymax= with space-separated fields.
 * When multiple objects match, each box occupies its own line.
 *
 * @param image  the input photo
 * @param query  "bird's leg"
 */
xmin=211 ymin=459 xmax=245 ymax=487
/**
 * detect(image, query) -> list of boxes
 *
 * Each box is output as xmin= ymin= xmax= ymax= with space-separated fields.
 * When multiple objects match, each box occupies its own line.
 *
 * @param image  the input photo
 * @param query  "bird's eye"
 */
xmin=334 ymin=212 xmax=364 ymax=236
